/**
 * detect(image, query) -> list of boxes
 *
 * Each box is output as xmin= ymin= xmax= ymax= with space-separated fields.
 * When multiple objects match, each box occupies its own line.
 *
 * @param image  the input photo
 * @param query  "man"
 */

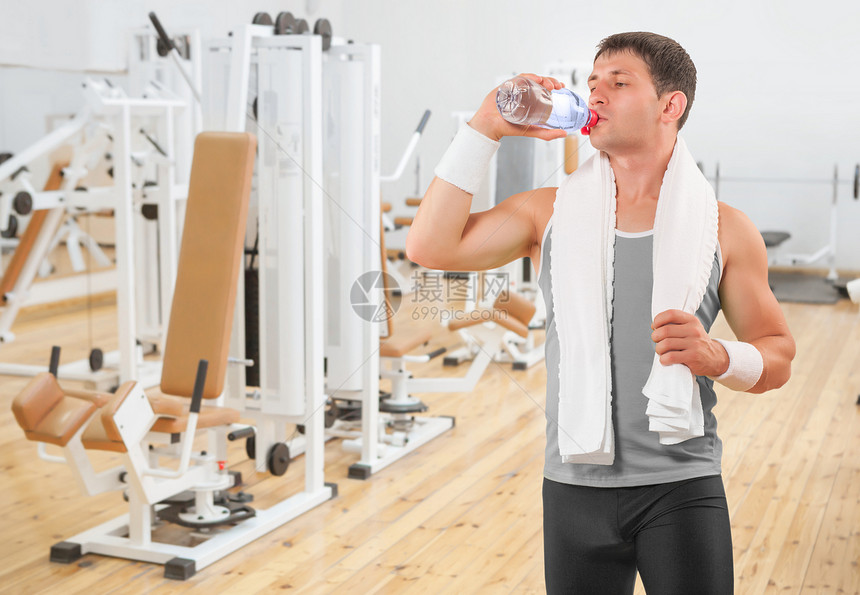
xmin=406 ymin=32 xmax=795 ymax=593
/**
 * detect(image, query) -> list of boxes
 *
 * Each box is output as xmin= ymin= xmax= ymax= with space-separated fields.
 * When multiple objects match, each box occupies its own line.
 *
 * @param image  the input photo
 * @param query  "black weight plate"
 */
xmin=141 ymin=203 xmax=159 ymax=220
xmin=252 ymin=12 xmax=273 ymax=26
xmin=313 ymin=18 xmax=332 ymax=51
xmin=267 ymin=442 xmax=290 ymax=476
xmin=89 ymin=348 xmax=104 ymax=372
xmin=295 ymin=18 xmax=309 ymax=34
xmin=275 ymin=11 xmax=296 ymax=35
xmin=13 ymin=191 xmax=32 ymax=215
xmin=245 ymin=434 xmax=256 ymax=459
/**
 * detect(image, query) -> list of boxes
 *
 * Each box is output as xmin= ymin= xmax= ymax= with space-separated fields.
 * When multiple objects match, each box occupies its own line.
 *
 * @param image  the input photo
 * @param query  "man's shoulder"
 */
xmin=717 ymin=201 xmax=765 ymax=265
xmin=718 ymin=202 xmax=758 ymax=237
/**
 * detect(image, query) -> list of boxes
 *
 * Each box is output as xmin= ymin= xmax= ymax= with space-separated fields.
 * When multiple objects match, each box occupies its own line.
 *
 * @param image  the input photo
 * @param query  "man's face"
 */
xmin=586 ymin=51 xmax=664 ymax=153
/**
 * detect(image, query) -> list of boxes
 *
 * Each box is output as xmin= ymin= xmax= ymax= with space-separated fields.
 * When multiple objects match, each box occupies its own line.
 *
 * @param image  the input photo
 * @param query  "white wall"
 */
xmin=2 ymin=0 xmax=858 ymax=269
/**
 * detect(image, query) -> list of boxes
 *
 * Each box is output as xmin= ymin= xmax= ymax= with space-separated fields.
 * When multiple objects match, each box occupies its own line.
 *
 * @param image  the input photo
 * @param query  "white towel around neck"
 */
xmin=549 ymin=135 xmax=719 ymax=465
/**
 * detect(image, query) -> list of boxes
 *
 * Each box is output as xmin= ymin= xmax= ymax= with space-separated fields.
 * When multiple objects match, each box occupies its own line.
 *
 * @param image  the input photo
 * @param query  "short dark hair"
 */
xmin=594 ymin=32 xmax=697 ymax=129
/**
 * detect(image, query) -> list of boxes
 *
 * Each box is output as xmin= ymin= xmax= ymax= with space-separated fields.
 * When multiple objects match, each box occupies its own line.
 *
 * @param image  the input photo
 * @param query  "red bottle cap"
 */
xmin=581 ymin=111 xmax=599 ymax=135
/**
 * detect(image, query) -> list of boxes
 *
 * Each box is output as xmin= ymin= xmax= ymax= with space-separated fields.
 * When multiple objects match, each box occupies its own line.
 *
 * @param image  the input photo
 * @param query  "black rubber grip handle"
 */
xmin=415 ymin=110 xmax=431 ymax=134
xmin=228 ymin=426 xmax=256 ymax=441
xmin=49 ymin=346 xmax=61 ymax=377
xmin=149 ymin=12 xmax=173 ymax=51
xmin=10 ymin=165 xmax=28 ymax=181
xmin=190 ymin=359 xmax=208 ymax=414
xmin=426 ymin=347 xmax=447 ymax=360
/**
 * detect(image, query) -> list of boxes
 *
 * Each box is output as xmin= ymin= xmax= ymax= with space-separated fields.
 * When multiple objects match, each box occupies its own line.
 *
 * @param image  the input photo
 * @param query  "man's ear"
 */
xmin=662 ymin=91 xmax=687 ymax=126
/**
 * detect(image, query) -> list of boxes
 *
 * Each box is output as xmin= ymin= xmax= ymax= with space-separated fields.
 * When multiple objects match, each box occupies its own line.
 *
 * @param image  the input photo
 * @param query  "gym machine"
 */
xmin=442 ymin=288 xmax=547 ymax=371
xmin=0 ymin=115 xmax=114 ymax=319
xmin=0 ymin=63 xmax=195 ymax=388
xmin=204 ymin=12 xmax=459 ymax=481
xmin=709 ymin=162 xmax=860 ymax=281
xmin=203 ymin=14 xmax=335 ymax=503
xmin=9 ymin=10 xmax=346 ymax=577
xmin=325 ymin=105 xmax=464 ymax=480
xmin=11 ymin=131 xmax=273 ymax=580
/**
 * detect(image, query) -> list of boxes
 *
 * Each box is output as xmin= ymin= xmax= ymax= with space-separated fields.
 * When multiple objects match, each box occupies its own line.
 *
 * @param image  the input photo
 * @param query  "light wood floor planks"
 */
xmin=0 ymin=281 xmax=858 ymax=594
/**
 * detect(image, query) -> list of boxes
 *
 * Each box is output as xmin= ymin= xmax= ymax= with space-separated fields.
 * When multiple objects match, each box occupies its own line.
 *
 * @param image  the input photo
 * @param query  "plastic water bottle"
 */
xmin=496 ymin=75 xmax=597 ymax=134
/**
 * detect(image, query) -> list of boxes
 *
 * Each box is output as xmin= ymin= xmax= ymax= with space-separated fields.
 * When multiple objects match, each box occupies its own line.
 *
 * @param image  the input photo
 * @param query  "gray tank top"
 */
xmin=538 ymin=222 xmax=724 ymax=487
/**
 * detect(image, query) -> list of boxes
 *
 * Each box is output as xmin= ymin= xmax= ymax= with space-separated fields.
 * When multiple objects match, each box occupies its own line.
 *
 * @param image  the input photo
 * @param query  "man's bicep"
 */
xmin=453 ymin=187 xmax=552 ymax=271
xmin=719 ymin=210 xmax=789 ymax=342
xmin=718 ymin=205 xmax=796 ymax=391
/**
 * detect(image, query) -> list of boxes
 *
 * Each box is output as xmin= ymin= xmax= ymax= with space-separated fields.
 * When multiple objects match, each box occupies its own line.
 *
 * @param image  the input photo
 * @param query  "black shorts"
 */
xmin=542 ymin=474 xmax=733 ymax=594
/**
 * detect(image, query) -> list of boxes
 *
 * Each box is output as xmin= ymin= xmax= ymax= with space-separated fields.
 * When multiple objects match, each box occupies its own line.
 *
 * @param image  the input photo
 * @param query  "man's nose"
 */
xmin=589 ymin=89 xmax=606 ymax=107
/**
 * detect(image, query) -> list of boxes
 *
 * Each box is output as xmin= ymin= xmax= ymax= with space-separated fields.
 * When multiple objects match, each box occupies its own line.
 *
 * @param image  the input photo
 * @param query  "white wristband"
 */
xmin=434 ymin=123 xmax=500 ymax=195
xmin=709 ymin=338 xmax=763 ymax=392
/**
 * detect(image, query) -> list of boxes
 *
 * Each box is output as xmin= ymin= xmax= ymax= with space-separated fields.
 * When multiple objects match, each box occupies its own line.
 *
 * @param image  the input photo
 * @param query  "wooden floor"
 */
xmin=0 ymin=272 xmax=858 ymax=594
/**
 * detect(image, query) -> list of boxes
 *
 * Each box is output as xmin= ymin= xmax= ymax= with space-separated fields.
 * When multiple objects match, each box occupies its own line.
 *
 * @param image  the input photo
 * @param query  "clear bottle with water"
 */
xmin=496 ymin=75 xmax=597 ymax=134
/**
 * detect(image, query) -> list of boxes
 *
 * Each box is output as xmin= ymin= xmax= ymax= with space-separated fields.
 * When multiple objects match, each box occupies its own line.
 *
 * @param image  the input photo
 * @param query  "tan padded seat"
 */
xmin=381 ymin=201 xmax=392 ymax=212
xmin=81 ymin=422 xmax=127 ymax=452
xmin=379 ymin=328 xmax=433 ymax=358
xmin=81 ymin=381 xmax=138 ymax=452
xmin=12 ymin=373 xmax=96 ymax=447
xmin=448 ymin=308 xmax=530 ymax=338
xmin=80 ymin=383 xmax=240 ymax=451
xmin=148 ymin=394 xmax=240 ymax=433
xmin=80 ymin=133 xmax=255 ymax=452
xmin=160 ymin=132 xmax=256 ymax=401
xmin=405 ymin=198 xmax=422 ymax=207
xmin=494 ymin=291 xmax=536 ymax=331
xmin=448 ymin=310 xmax=492 ymax=333
xmin=393 ymin=216 xmax=413 ymax=227
xmin=448 ymin=291 xmax=535 ymax=338
xmin=80 ymin=418 xmax=128 ymax=453
xmin=62 ymin=387 xmax=113 ymax=408
xmin=153 ymin=132 xmax=253 ymax=436
xmin=448 ymin=310 xmax=529 ymax=338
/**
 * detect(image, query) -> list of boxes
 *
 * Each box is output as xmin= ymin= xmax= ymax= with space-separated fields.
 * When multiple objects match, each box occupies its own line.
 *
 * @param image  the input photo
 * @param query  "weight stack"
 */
xmin=244 ymin=268 xmax=260 ymax=387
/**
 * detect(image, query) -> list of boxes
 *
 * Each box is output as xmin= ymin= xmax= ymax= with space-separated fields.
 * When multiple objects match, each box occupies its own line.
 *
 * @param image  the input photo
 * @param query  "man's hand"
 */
xmin=651 ymin=309 xmax=729 ymax=377
xmin=468 ymin=73 xmax=568 ymax=142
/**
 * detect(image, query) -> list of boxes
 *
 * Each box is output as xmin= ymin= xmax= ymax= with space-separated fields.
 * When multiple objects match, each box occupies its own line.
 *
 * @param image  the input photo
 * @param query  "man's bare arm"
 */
xmin=717 ymin=203 xmax=795 ymax=393
xmin=406 ymin=74 xmax=566 ymax=272
xmin=407 ymin=181 xmax=555 ymax=271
